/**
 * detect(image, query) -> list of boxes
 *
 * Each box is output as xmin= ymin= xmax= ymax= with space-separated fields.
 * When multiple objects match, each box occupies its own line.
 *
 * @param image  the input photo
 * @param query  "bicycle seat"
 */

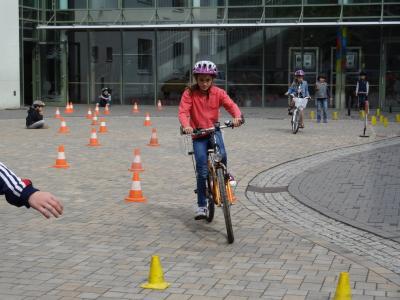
xmin=208 ymin=149 xmax=214 ymax=154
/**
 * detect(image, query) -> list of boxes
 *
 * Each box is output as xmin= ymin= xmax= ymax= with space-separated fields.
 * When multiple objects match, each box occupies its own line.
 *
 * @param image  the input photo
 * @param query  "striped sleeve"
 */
xmin=0 ymin=162 xmax=38 ymax=208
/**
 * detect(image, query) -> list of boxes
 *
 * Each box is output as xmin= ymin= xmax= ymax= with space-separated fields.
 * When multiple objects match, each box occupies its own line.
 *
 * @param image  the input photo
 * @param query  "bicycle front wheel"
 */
xmin=292 ymin=109 xmax=300 ymax=134
xmin=216 ymin=168 xmax=234 ymax=243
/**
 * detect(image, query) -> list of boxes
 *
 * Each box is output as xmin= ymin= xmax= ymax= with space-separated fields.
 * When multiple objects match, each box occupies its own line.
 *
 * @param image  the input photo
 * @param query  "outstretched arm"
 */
xmin=0 ymin=162 xmax=63 ymax=218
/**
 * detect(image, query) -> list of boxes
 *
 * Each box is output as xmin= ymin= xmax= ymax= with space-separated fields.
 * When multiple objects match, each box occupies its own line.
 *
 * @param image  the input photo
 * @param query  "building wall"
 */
xmin=0 ymin=2 xmax=20 ymax=109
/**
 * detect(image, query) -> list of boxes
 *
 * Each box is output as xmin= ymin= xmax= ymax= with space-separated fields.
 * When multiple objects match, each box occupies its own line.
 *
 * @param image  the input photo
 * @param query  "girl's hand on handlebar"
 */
xmin=183 ymin=126 xmax=194 ymax=134
xmin=233 ymin=118 xmax=242 ymax=127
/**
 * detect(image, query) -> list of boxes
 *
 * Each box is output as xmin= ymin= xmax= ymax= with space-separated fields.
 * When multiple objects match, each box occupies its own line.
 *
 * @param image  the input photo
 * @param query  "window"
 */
xmin=173 ymin=42 xmax=184 ymax=72
xmin=138 ymin=38 xmax=152 ymax=73
xmin=106 ymin=47 xmax=113 ymax=62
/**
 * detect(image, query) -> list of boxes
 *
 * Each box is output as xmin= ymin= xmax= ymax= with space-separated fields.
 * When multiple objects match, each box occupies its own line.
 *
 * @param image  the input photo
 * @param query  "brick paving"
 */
xmin=0 ymin=105 xmax=399 ymax=299
xmin=289 ymin=143 xmax=400 ymax=241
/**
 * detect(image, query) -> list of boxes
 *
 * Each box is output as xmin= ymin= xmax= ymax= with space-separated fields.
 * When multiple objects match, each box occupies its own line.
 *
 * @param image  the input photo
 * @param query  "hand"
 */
xmin=232 ymin=118 xmax=242 ymax=127
xmin=28 ymin=191 xmax=63 ymax=219
xmin=183 ymin=126 xmax=193 ymax=134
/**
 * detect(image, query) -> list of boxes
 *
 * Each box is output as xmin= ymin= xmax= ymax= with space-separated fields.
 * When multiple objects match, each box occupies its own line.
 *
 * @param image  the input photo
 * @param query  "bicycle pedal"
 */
xmin=194 ymin=189 xmax=198 ymax=194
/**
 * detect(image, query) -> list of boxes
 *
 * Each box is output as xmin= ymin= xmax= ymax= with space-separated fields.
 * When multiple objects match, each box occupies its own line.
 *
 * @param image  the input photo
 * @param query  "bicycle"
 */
xmin=181 ymin=119 xmax=244 ymax=244
xmin=290 ymin=97 xmax=309 ymax=134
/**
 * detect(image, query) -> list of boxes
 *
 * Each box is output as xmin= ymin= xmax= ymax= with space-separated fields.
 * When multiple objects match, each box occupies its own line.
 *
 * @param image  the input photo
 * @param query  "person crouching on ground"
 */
xmin=98 ymin=87 xmax=112 ymax=107
xmin=26 ymin=100 xmax=48 ymax=129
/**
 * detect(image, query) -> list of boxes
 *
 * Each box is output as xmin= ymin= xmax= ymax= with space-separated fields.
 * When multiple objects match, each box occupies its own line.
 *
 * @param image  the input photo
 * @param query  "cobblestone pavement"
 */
xmin=289 ymin=142 xmax=400 ymax=241
xmin=0 ymin=105 xmax=400 ymax=299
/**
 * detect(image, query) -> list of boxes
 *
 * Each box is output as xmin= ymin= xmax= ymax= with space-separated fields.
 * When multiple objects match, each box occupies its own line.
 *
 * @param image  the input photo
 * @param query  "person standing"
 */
xmin=355 ymin=71 xmax=369 ymax=111
xmin=315 ymin=74 xmax=332 ymax=123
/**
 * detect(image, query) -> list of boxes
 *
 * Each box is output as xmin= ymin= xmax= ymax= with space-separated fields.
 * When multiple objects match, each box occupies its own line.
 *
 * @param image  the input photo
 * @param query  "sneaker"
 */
xmin=288 ymin=108 xmax=293 ymax=116
xmin=194 ymin=206 xmax=208 ymax=220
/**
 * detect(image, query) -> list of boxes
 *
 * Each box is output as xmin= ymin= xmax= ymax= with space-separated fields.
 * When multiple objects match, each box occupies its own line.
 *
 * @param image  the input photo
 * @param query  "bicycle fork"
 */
xmin=209 ymin=163 xmax=236 ymax=206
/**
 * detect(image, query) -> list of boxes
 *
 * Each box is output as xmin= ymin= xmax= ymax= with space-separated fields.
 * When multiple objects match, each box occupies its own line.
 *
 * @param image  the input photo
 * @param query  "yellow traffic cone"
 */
xmin=396 ymin=114 xmax=400 ymax=123
xmin=141 ymin=255 xmax=170 ymax=290
xmin=383 ymin=117 xmax=388 ymax=128
xmin=371 ymin=115 xmax=377 ymax=126
xmin=310 ymin=110 xmax=315 ymax=120
xmin=379 ymin=115 xmax=384 ymax=123
xmin=332 ymin=111 xmax=338 ymax=120
xmin=376 ymin=108 xmax=380 ymax=116
xmin=359 ymin=110 xmax=365 ymax=120
xmin=333 ymin=272 xmax=352 ymax=300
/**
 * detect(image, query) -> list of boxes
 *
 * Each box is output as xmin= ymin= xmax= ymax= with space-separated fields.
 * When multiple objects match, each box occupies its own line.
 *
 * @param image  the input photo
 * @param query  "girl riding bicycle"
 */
xmin=178 ymin=60 xmax=243 ymax=220
xmin=287 ymin=69 xmax=310 ymax=128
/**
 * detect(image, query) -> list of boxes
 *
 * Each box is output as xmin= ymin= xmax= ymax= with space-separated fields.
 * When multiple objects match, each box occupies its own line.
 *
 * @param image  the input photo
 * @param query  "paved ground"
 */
xmin=0 ymin=105 xmax=399 ymax=299
xmin=289 ymin=143 xmax=400 ymax=241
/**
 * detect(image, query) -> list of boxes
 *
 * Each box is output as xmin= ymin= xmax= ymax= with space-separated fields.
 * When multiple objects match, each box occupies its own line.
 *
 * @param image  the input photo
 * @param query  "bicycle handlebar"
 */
xmin=180 ymin=115 xmax=245 ymax=136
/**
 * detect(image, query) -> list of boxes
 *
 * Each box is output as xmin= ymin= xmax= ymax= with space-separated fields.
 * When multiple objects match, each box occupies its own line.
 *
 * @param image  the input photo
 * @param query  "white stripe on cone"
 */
xmin=91 ymin=132 xmax=97 ymax=139
xmin=131 ymin=180 xmax=141 ymax=191
xmin=58 ymin=152 xmax=66 ymax=159
xmin=133 ymin=155 xmax=141 ymax=163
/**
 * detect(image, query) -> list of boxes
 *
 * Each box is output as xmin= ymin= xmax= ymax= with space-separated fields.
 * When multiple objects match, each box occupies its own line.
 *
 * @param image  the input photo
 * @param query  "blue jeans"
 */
xmin=193 ymin=130 xmax=227 ymax=207
xmin=316 ymin=98 xmax=328 ymax=122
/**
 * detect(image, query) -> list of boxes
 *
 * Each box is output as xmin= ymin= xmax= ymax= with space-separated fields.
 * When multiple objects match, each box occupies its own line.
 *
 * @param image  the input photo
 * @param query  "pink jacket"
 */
xmin=178 ymin=85 xmax=241 ymax=129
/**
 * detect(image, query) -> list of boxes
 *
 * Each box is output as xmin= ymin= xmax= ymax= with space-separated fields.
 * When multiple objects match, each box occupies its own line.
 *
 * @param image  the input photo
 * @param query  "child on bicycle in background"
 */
xmin=178 ymin=60 xmax=243 ymax=220
xmin=355 ymin=71 xmax=369 ymax=111
xmin=287 ymin=69 xmax=310 ymax=128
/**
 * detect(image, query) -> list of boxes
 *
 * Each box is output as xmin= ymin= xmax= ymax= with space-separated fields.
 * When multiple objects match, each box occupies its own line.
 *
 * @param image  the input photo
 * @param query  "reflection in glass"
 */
xmin=123 ymin=0 xmax=154 ymax=7
xmin=228 ymin=28 xmax=263 ymax=85
xmin=157 ymin=30 xmax=191 ymax=105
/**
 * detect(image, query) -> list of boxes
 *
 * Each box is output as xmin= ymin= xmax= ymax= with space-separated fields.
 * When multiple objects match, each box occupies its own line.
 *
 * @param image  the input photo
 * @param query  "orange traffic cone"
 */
xmin=95 ymin=103 xmax=100 ymax=115
xmin=104 ymin=103 xmax=110 ymax=115
xmin=52 ymin=145 xmax=69 ymax=169
xmin=58 ymin=118 xmax=70 ymax=133
xmin=91 ymin=114 xmax=98 ymax=125
xmin=69 ymin=102 xmax=74 ymax=113
xmin=54 ymin=107 xmax=61 ymax=119
xmin=98 ymin=118 xmax=108 ymax=133
xmin=129 ymin=148 xmax=144 ymax=172
xmin=64 ymin=102 xmax=72 ymax=114
xmin=87 ymin=128 xmax=101 ymax=146
xmin=157 ymin=99 xmax=163 ymax=111
xmin=86 ymin=107 xmax=93 ymax=119
xmin=147 ymin=128 xmax=160 ymax=147
xmin=125 ymin=172 xmax=146 ymax=203
xmin=144 ymin=113 xmax=152 ymax=126
xmin=132 ymin=102 xmax=139 ymax=113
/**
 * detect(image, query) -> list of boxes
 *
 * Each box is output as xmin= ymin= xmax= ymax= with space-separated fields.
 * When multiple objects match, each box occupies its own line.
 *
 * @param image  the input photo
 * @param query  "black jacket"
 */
xmin=26 ymin=107 xmax=43 ymax=127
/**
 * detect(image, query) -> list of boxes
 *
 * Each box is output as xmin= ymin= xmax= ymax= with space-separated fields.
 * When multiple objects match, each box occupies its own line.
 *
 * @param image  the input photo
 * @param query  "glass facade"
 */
xmin=19 ymin=0 xmax=400 ymax=111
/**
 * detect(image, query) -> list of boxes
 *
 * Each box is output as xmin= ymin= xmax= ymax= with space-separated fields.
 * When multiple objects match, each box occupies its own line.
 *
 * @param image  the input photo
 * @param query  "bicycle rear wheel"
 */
xmin=292 ymin=109 xmax=300 ymax=134
xmin=216 ymin=168 xmax=234 ymax=243
xmin=206 ymin=177 xmax=215 ymax=223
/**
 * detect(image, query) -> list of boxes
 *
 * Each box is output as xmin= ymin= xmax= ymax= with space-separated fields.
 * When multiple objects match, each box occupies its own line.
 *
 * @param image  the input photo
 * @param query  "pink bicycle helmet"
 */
xmin=193 ymin=60 xmax=218 ymax=76
xmin=295 ymin=69 xmax=305 ymax=76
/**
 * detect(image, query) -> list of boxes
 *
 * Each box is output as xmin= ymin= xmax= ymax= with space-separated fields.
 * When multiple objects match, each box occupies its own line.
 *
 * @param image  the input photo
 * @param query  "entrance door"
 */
xmin=23 ymin=41 xmax=36 ymax=106
xmin=384 ymin=41 xmax=400 ymax=112
xmin=330 ymin=47 xmax=362 ymax=109
xmin=39 ymin=43 xmax=66 ymax=106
